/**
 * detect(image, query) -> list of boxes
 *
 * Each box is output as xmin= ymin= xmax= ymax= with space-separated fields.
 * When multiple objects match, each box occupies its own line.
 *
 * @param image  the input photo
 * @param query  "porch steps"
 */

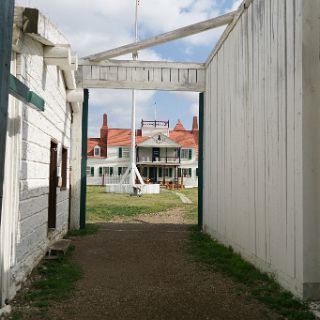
xmin=45 ymin=239 xmax=71 ymax=259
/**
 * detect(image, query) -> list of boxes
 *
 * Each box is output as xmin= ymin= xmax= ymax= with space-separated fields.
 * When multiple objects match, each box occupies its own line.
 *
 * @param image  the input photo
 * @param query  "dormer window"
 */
xmin=94 ymin=146 xmax=101 ymax=157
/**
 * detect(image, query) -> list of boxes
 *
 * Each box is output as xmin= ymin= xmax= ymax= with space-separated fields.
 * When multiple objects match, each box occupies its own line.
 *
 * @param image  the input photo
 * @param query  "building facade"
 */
xmin=1 ymin=7 xmax=83 ymax=308
xmin=87 ymin=114 xmax=199 ymax=187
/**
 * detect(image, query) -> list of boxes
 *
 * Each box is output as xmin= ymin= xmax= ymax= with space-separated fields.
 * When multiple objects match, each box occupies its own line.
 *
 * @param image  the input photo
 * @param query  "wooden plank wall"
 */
xmin=203 ymin=0 xmax=309 ymax=297
xmin=77 ymin=61 xmax=205 ymax=92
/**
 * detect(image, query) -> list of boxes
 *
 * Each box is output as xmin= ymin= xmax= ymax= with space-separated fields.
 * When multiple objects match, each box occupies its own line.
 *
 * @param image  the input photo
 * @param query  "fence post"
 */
xmin=0 ymin=0 xmax=14 ymax=226
xmin=198 ymin=92 xmax=204 ymax=229
xmin=80 ymin=89 xmax=89 ymax=229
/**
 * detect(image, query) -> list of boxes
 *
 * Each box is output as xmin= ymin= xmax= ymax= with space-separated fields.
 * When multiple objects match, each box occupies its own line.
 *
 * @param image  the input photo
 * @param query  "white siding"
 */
xmin=204 ymin=0 xmax=320 ymax=299
xmin=13 ymin=35 xmax=72 ymax=286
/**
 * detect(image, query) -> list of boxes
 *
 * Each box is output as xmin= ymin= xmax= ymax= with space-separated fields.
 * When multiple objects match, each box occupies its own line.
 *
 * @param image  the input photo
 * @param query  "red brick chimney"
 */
xmin=100 ymin=113 xmax=108 ymax=157
xmin=192 ymin=116 xmax=198 ymax=132
xmin=192 ymin=116 xmax=199 ymax=144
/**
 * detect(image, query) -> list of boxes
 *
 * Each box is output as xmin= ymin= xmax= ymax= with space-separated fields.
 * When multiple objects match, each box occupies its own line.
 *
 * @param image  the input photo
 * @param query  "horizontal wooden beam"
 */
xmin=16 ymin=7 xmax=69 ymax=46
xmin=79 ymin=59 xmax=205 ymax=69
xmin=84 ymin=11 xmax=236 ymax=62
xmin=9 ymin=74 xmax=45 ymax=111
xmin=77 ymin=60 xmax=206 ymax=92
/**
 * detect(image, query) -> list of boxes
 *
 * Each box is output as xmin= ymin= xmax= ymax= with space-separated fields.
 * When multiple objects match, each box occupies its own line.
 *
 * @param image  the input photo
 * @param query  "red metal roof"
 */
xmin=87 ymin=119 xmax=198 ymax=159
xmin=173 ymin=120 xmax=186 ymax=131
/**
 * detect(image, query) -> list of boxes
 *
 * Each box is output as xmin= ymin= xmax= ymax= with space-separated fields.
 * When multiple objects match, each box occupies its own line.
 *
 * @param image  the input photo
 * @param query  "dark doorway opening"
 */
xmin=48 ymin=140 xmax=58 ymax=229
xmin=152 ymin=147 xmax=160 ymax=162
xmin=148 ymin=167 xmax=157 ymax=183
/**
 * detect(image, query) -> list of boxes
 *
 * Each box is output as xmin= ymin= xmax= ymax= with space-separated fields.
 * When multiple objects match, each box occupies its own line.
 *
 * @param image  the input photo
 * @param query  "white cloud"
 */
xmin=17 ymin=0 xmax=232 ymax=57
xmin=231 ymin=0 xmax=243 ymax=11
xmin=88 ymin=88 xmax=156 ymax=136
xmin=16 ymin=0 xmax=241 ymax=136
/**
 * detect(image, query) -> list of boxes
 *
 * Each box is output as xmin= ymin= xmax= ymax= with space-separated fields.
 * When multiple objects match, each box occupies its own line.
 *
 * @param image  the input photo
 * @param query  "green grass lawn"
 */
xmin=86 ymin=186 xmax=198 ymax=222
xmin=189 ymin=227 xmax=315 ymax=320
xmin=180 ymin=188 xmax=198 ymax=223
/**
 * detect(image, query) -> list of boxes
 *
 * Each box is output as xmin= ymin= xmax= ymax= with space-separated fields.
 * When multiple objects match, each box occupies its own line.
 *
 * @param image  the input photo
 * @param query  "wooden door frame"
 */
xmin=48 ymin=140 xmax=58 ymax=230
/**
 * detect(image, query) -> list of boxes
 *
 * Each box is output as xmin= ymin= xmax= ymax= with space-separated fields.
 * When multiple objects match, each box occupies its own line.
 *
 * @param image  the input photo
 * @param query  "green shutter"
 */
xmin=110 ymin=167 xmax=114 ymax=176
xmin=188 ymin=149 xmax=192 ymax=160
xmin=189 ymin=168 xmax=192 ymax=177
xmin=91 ymin=167 xmax=94 ymax=176
xmin=169 ymin=168 xmax=173 ymax=177
xmin=99 ymin=167 xmax=103 ymax=176
xmin=118 ymin=147 xmax=123 ymax=158
xmin=118 ymin=167 xmax=122 ymax=175
xmin=159 ymin=168 xmax=162 ymax=177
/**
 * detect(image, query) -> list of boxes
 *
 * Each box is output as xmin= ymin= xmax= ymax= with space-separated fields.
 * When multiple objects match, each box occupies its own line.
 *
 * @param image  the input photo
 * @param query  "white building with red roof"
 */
xmin=87 ymin=114 xmax=199 ymax=187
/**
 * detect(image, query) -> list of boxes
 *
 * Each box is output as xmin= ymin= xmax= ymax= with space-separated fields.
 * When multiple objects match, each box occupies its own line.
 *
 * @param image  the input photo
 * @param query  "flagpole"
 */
xmin=121 ymin=0 xmax=144 ymax=190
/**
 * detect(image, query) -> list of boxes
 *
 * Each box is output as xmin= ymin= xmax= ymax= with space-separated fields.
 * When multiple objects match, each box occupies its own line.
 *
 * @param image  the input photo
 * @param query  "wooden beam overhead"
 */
xmin=84 ymin=11 xmax=236 ymax=62
xmin=77 ymin=60 xmax=206 ymax=92
xmin=79 ymin=59 xmax=205 ymax=69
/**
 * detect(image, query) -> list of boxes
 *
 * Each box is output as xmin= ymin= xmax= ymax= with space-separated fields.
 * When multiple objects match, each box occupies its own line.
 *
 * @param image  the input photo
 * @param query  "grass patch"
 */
xmin=180 ymin=188 xmax=198 ymax=223
xmin=87 ymin=186 xmax=183 ymax=222
xmin=189 ymin=227 xmax=315 ymax=320
xmin=67 ymin=223 xmax=98 ymax=237
xmin=25 ymin=246 xmax=82 ymax=311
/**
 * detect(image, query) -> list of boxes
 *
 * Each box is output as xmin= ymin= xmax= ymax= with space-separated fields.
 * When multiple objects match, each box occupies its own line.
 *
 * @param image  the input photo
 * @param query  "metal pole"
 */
xmin=129 ymin=0 xmax=138 ymax=187
xmin=130 ymin=88 xmax=136 ymax=186
xmin=0 ymin=0 xmax=15 ymax=226
xmin=120 ymin=0 xmax=144 ymax=190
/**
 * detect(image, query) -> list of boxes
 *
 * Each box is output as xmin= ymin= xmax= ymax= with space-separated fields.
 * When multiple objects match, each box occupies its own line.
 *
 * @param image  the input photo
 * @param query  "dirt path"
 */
xmin=46 ymin=212 xmax=280 ymax=320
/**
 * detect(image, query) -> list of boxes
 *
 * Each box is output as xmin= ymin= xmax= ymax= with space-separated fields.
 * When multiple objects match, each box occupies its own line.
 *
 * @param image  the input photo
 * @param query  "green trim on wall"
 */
xmin=9 ymin=74 xmax=45 ymax=111
xmin=28 ymin=91 xmax=45 ymax=111
xmin=198 ymin=92 xmax=204 ymax=229
xmin=9 ymin=74 xmax=29 ymax=102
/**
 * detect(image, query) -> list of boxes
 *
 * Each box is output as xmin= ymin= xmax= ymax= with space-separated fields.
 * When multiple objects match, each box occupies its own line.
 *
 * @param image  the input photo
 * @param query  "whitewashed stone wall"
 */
xmin=13 ymin=34 xmax=72 ymax=286
xmin=203 ymin=0 xmax=320 ymax=299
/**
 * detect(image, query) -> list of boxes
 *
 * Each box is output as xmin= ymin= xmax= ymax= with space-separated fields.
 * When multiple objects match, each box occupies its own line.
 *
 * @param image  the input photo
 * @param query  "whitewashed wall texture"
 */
xmin=203 ymin=0 xmax=320 ymax=299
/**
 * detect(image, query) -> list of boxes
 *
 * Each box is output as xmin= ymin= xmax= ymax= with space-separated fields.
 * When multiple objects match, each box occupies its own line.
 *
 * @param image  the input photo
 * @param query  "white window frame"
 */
xmin=123 ymin=147 xmax=130 ymax=158
xmin=94 ymin=146 xmax=101 ymax=157
xmin=181 ymin=149 xmax=189 ymax=160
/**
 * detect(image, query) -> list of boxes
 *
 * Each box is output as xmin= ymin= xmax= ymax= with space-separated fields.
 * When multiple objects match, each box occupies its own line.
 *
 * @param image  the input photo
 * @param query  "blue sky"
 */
xmin=17 ymin=0 xmax=241 ymax=135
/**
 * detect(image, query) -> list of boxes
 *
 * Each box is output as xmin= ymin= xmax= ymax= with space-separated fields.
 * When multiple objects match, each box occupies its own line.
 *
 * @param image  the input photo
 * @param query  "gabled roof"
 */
xmin=137 ymin=133 xmax=180 ymax=148
xmin=87 ymin=118 xmax=199 ymax=159
xmin=173 ymin=120 xmax=186 ymax=131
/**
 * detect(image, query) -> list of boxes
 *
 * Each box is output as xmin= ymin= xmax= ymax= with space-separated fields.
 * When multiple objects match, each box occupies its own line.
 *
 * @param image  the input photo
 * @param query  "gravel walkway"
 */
xmin=46 ymin=213 xmax=280 ymax=320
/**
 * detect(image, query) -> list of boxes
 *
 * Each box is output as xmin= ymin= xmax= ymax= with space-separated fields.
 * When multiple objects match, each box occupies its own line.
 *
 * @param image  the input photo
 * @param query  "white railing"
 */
xmin=104 ymin=174 xmax=129 ymax=185
xmin=139 ymin=156 xmax=180 ymax=163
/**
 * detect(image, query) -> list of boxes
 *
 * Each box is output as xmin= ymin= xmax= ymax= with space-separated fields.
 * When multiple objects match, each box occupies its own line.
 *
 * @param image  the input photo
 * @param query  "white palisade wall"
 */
xmin=203 ymin=0 xmax=320 ymax=299
xmin=16 ymin=35 xmax=72 ymax=283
